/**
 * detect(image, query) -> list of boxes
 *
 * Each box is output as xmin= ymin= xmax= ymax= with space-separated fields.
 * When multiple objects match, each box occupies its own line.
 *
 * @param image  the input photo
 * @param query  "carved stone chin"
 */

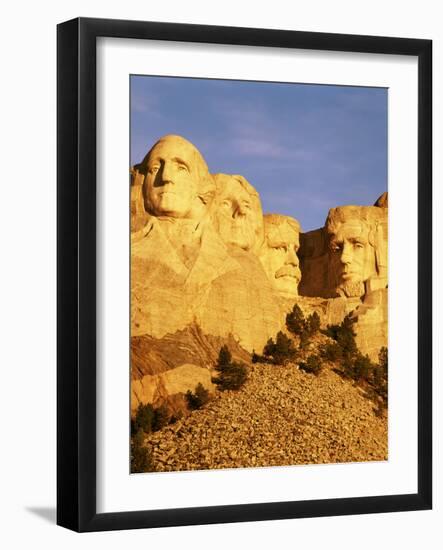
xmin=337 ymin=280 xmax=366 ymax=299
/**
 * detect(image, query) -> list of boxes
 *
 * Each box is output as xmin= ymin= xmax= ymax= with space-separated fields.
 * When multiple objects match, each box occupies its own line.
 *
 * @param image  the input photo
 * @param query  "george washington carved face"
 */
xmin=141 ymin=135 xmax=214 ymax=220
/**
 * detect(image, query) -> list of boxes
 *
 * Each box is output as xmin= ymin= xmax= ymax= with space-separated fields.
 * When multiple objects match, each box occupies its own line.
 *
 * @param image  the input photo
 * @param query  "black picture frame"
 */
xmin=57 ymin=17 xmax=432 ymax=532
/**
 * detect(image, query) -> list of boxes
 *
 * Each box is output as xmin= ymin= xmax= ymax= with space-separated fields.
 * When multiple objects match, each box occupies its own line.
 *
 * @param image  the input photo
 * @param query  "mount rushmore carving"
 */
xmin=131 ymin=134 xmax=388 ymax=370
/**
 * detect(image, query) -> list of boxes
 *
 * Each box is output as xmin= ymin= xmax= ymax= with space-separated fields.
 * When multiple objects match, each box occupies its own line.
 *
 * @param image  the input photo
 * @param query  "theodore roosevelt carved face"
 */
xmin=211 ymin=174 xmax=264 ymax=252
xmin=141 ymin=135 xmax=214 ymax=220
xmin=260 ymin=214 xmax=301 ymax=298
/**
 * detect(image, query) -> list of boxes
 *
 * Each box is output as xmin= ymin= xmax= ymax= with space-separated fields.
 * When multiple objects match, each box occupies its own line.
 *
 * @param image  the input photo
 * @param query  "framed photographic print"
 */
xmin=57 ymin=17 xmax=432 ymax=532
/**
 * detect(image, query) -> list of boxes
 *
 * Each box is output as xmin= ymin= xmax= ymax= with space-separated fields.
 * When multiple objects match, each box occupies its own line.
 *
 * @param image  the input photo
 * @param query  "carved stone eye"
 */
xmin=148 ymin=165 xmax=160 ymax=175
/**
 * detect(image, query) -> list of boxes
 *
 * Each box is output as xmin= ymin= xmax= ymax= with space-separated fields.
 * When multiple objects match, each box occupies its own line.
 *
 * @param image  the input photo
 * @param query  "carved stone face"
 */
xmin=328 ymin=220 xmax=377 ymax=297
xmin=260 ymin=217 xmax=301 ymax=298
xmin=144 ymin=137 xmax=203 ymax=219
xmin=212 ymin=175 xmax=264 ymax=251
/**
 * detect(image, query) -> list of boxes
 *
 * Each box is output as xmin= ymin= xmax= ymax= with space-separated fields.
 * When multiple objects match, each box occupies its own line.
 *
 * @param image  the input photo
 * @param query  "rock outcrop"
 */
xmin=130 ymin=166 xmax=149 ymax=233
xmin=131 ymin=324 xmax=251 ymax=415
xmin=131 ymin=138 xmax=283 ymax=353
xmin=352 ymin=288 xmax=388 ymax=361
xmin=298 ymin=201 xmax=388 ymax=360
xmin=130 ymin=133 xmax=388 ymax=418
xmin=132 ymin=364 xmax=215 ymax=416
xmin=131 ymin=324 xmax=250 ymax=379
xmin=299 ymin=204 xmax=388 ymax=300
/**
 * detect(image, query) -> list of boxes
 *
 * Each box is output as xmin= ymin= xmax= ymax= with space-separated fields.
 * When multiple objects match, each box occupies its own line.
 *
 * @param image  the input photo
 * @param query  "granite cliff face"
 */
xmin=298 ymin=197 xmax=388 ymax=362
xmin=130 ymin=135 xmax=388 ymax=413
xmin=131 ymin=325 xmax=250 ymax=413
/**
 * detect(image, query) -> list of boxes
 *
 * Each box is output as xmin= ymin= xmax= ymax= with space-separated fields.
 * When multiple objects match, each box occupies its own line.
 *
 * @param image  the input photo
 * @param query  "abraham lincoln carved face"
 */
xmin=326 ymin=206 xmax=384 ymax=298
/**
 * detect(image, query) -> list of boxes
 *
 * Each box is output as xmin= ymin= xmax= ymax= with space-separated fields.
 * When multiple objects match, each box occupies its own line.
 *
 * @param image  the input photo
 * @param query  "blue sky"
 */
xmin=131 ymin=75 xmax=387 ymax=232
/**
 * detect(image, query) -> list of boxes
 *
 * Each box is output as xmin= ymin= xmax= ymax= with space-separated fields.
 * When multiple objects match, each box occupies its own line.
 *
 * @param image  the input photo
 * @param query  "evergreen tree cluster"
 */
xmin=251 ymin=305 xmax=387 ymax=405
xmin=253 ymin=331 xmax=296 ymax=365
xmin=286 ymin=305 xmax=321 ymax=347
xmin=298 ymin=354 xmax=322 ymax=376
xmin=131 ymin=429 xmax=154 ymax=473
xmin=373 ymin=347 xmax=388 ymax=403
xmin=320 ymin=315 xmax=388 ymax=406
xmin=130 ymin=400 xmax=183 ymax=473
xmin=131 ymin=402 xmax=171 ymax=436
xmin=321 ymin=314 xmax=357 ymax=358
xmin=186 ymin=382 xmax=210 ymax=410
xmin=252 ymin=305 xmax=322 ymax=366
xmin=213 ymin=345 xmax=248 ymax=391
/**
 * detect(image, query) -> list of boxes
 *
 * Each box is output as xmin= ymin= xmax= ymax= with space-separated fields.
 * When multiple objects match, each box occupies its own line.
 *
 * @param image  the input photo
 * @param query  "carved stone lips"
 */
xmin=341 ymin=271 xmax=357 ymax=280
xmin=275 ymin=267 xmax=301 ymax=280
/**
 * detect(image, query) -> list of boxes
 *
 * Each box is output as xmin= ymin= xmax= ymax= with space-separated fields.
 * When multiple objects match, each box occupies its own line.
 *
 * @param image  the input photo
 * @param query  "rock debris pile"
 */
xmin=144 ymin=363 xmax=387 ymax=472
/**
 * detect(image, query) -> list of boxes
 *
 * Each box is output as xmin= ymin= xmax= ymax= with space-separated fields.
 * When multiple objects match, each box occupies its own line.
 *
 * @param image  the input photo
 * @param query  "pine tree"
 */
xmin=378 ymin=347 xmax=388 ymax=372
xmin=214 ymin=346 xmax=248 ymax=391
xmin=352 ymin=352 xmax=374 ymax=381
xmin=320 ymin=341 xmax=342 ymax=362
xmin=299 ymin=354 xmax=323 ymax=376
xmin=131 ymin=429 xmax=154 ymax=473
xmin=186 ymin=383 xmax=210 ymax=409
xmin=324 ymin=314 xmax=357 ymax=358
xmin=261 ymin=332 xmax=296 ymax=364
xmin=274 ymin=331 xmax=296 ymax=364
xmin=214 ymin=362 xmax=248 ymax=390
xmin=306 ymin=312 xmax=321 ymax=335
xmin=263 ymin=337 xmax=276 ymax=359
xmin=133 ymin=402 xmax=155 ymax=434
xmin=217 ymin=345 xmax=232 ymax=371
xmin=286 ymin=304 xmax=306 ymax=336
xmin=373 ymin=347 xmax=388 ymax=402
xmin=152 ymin=404 xmax=170 ymax=431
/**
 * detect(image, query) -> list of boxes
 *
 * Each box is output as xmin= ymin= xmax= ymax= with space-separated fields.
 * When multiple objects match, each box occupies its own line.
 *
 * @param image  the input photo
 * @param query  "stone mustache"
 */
xmin=131 ymin=134 xmax=388 ymax=354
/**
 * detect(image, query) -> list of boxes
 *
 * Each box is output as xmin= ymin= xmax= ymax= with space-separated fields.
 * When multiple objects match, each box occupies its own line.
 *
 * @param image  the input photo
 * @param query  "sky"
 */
xmin=130 ymin=75 xmax=387 ymax=232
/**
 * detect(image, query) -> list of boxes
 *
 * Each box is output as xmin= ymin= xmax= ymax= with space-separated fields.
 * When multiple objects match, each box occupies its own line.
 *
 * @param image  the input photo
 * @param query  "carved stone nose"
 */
xmin=287 ymin=248 xmax=298 ymax=265
xmin=161 ymin=162 xmax=174 ymax=182
xmin=233 ymin=203 xmax=246 ymax=217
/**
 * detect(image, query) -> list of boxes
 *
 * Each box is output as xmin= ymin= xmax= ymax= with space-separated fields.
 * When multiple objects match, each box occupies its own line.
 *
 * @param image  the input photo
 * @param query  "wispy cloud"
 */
xmin=231 ymin=137 xmax=290 ymax=159
xmin=130 ymin=76 xmax=387 ymax=231
xmin=131 ymin=90 xmax=160 ymax=113
xmin=214 ymin=98 xmax=297 ymax=161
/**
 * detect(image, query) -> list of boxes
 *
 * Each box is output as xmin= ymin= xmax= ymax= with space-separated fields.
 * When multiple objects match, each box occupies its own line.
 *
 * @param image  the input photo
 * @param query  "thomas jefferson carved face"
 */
xmin=260 ymin=215 xmax=301 ymax=298
xmin=327 ymin=216 xmax=377 ymax=298
xmin=212 ymin=174 xmax=264 ymax=252
xmin=142 ymin=135 xmax=212 ymax=220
